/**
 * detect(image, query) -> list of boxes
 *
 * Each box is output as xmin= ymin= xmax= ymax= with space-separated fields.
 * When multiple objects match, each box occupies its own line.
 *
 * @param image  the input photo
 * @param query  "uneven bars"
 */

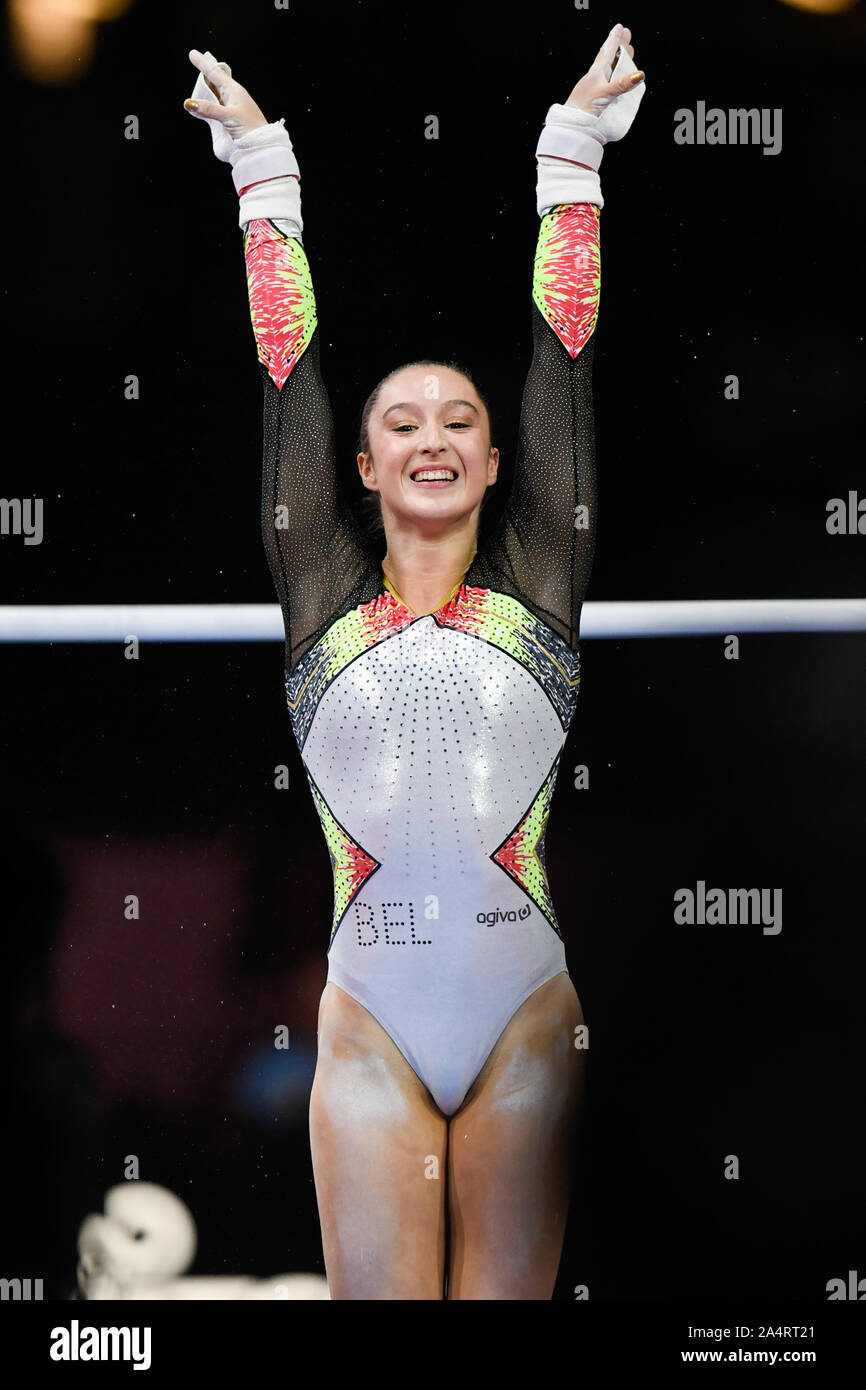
xmin=0 ymin=600 xmax=864 ymax=642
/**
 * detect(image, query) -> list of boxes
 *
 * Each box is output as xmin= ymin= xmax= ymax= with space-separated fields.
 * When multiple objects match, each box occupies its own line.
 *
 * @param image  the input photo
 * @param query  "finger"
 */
xmin=622 ymin=27 xmax=635 ymax=62
xmin=188 ymin=48 xmax=232 ymax=101
xmin=592 ymin=23 xmax=625 ymax=73
xmin=598 ymin=70 xmax=645 ymax=101
xmin=182 ymin=96 xmax=228 ymax=121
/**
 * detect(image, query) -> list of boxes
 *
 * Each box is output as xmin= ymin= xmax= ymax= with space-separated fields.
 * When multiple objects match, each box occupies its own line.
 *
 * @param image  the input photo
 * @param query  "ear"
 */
xmin=357 ymin=452 xmax=379 ymax=490
xmin=487 ymin=446 xmax=500 ymax=483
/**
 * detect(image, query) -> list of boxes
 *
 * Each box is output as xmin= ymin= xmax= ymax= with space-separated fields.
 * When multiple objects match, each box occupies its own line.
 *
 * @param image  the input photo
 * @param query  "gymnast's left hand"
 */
xmin=565 ymin=22 xmax=646 ymax=136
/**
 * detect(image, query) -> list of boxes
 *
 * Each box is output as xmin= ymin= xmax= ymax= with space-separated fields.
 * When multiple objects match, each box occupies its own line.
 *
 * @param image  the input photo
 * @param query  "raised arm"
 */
xmin=242 ymin=210 xmax=374 ymax=672
xmin=483 ymin=25 xmax=645 ymax=650
xmin=184 ymin=51 xmax=374 ymax=671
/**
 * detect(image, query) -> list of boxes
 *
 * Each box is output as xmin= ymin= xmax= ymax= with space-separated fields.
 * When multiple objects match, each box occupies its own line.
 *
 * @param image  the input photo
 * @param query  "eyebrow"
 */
xmin=382 ymin=399 xmax=480 ymax=419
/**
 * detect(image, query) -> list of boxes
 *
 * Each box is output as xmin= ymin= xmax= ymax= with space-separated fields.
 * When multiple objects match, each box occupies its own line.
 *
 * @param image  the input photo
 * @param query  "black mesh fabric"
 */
xmin=257 ymin=334 xmax=379 ymax=670
xmin=251 ymin=212 xmax=597 ymax=670
xmin=469 ymin=304 xmax=597 ymax=649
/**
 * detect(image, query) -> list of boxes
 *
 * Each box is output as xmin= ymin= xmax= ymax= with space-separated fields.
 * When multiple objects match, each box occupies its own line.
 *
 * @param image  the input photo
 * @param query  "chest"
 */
xmin=286 ymin=584 xmax=580 ymax=763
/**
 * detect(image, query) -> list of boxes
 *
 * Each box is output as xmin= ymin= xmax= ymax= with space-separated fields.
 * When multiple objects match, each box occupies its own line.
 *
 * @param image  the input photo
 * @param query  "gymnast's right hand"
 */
xmin=183 ymin=49 xmax=268 ymax=149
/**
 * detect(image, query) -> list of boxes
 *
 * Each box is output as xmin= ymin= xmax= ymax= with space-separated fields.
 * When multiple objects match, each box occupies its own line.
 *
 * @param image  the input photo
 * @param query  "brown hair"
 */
xmin=355 ymin=359 xmax=496 ymax=540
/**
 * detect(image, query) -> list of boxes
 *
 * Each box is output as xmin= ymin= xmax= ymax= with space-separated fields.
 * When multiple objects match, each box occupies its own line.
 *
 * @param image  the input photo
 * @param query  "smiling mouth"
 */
xmin=410 ymin=468 xmax=457 ymax=485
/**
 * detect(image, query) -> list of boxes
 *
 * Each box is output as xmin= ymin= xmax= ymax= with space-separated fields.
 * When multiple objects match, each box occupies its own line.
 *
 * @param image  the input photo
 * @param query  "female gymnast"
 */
xmin=183 ymin=22 xmax=645 ymax=1300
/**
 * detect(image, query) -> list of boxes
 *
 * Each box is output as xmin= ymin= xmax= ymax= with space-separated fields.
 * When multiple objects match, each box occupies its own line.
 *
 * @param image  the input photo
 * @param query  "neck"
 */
xmin=381 ymin=523 xmax=478 ymax=616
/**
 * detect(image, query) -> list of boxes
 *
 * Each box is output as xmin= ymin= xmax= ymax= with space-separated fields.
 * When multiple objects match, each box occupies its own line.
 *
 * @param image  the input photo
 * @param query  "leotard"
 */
xmin=244 ymin=195 xmax=599 ymax=1115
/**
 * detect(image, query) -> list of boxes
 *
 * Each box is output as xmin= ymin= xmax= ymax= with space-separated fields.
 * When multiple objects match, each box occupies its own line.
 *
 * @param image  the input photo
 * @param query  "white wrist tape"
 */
xmin=536 ymin=106 xmax=604 ymax=215
xmin=231 ymin=121 xmax=303 ymax=231
xmin=536 ymin=106 xmax=605 ymax=172
xmin=229 ymin=119 xmax=299 ymax=191
xmin=239 ymin=178 xmax=303 ymax=237
xmin=536 ymin=154 xmax=602 ymax=216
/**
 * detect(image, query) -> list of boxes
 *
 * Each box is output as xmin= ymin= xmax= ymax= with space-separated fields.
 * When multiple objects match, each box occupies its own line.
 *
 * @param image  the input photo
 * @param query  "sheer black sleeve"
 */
xmin=480 ymin=201 xmax=600 ymax=650
xmin=243 ymin=217 xmax=376 ymax=671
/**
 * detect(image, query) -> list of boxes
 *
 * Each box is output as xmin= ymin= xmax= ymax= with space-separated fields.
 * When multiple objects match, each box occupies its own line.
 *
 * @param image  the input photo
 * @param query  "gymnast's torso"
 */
xmin=286 ymin=570 xmax=581 ymax=1114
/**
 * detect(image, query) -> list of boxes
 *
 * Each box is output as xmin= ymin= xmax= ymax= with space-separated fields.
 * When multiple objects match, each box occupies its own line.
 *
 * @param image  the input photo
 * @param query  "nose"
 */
xmin=418 ymin=430 xmax=447 ymax=454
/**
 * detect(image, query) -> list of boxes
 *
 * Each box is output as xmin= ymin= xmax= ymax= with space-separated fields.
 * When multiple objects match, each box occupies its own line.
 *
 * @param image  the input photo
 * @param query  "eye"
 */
xmin=392 ymin=422 xmax=471 ymax=432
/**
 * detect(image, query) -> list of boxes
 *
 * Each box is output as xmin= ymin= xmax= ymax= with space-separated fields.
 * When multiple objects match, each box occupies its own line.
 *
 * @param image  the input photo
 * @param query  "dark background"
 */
xmin=2 ymin=0 xmax=864 ymax=1300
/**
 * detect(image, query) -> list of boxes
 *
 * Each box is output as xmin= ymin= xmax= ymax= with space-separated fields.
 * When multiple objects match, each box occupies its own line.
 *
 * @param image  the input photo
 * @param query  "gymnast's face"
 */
xmin=357 ymin=367 xmax=499 ymax=534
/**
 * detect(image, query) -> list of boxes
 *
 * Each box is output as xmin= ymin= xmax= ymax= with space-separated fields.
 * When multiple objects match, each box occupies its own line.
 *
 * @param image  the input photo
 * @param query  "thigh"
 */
xmin=446 ymin=972 xmax=587 ymax=1300
xmin=309 ymin=982 xmax=448 ymax=1299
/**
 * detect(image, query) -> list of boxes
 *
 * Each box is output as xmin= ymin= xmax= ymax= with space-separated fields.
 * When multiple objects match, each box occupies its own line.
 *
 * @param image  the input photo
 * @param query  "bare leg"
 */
xmin=309 ymin=982 xmax=448 ymax=1299
xmin=446 ymin=972 xmax=586 ymax=1300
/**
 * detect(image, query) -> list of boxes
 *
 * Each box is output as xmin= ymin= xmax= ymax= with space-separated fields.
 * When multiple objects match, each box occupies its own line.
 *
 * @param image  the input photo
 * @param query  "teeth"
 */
xmin=413 ymin=471 xmax=456 ymax=481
